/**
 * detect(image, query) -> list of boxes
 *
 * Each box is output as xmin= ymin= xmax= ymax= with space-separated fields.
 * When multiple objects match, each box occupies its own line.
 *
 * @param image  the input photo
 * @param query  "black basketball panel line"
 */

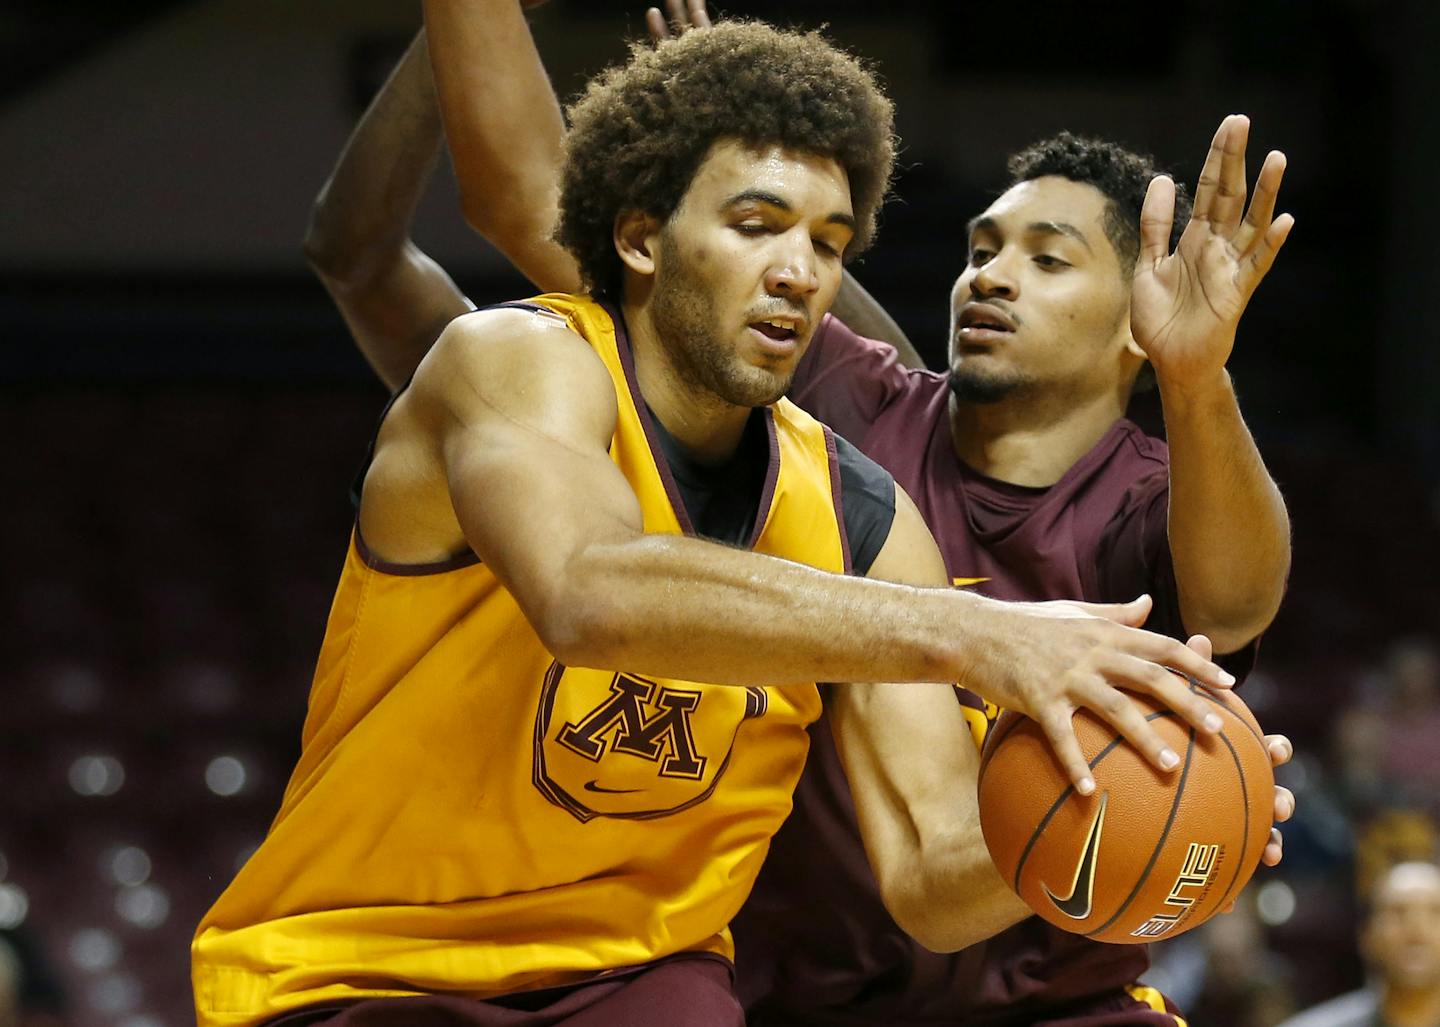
xmin=1211 ymin=728 xmax=1254 ymax=914
xmin=1009 ymin=710 xmax=1178 ymax=897
xmin=1084 ymin=726 xmax=1197 ymax=939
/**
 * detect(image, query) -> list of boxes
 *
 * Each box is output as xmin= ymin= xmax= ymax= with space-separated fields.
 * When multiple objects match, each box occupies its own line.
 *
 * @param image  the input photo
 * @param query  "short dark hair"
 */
xmin=555 ymin=21 xmax=896 ymax=298
xmin=1006 ymin=131 xmax=1193 ymax=275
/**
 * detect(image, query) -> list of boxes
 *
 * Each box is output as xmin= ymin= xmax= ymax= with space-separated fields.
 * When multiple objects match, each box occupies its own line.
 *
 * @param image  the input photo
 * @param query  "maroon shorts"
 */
xmin=260 ymin=953 xmax=743 ymax=1027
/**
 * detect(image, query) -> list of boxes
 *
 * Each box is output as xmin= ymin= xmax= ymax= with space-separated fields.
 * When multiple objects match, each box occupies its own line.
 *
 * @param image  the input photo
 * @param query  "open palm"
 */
xmin=1130 ymin=115 xmax=1295 ymax=383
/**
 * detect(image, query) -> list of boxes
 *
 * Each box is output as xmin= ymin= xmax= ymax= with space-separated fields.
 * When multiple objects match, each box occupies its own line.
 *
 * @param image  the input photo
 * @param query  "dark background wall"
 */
xmin=2 ymin=2 xmax=1438 ymax=1026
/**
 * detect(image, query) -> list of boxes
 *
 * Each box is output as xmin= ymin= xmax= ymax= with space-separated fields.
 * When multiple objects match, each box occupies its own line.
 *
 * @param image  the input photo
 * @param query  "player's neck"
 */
xmin=1382 ymin=983 xmax=1440 ymax=1027
xmin=624 ymin=299 xmax=751 ymax=464
xmin=947 ymin=387 xmax=1125 ymax=487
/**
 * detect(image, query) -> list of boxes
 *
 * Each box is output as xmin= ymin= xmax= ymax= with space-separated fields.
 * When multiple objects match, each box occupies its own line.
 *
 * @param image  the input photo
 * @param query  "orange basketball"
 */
xmin=977 ymin=686 xmax=1274 ymax=944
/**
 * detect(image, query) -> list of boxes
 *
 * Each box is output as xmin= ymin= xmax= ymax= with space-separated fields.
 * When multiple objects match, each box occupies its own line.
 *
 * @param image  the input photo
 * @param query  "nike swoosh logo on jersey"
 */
xmin=1043 ymin=790 xmax=1109 ymax=919
xmin=583 ymin=779 xmax=643 ymax=795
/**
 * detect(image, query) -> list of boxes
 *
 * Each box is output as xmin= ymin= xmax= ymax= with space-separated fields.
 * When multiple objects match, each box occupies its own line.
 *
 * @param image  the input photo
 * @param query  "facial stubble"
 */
xmin=651 ymin=225 xmax=794 ymax=410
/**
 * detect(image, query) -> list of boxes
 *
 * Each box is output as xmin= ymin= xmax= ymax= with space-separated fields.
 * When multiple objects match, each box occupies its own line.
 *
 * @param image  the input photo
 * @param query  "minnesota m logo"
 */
xmin=557 ymin=673 xmax=707 ymax=780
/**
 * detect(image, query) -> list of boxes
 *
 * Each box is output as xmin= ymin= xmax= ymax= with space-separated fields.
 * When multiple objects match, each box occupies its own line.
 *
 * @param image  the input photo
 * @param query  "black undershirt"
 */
xmin=646 ymin=405 xmax=896 ymax=575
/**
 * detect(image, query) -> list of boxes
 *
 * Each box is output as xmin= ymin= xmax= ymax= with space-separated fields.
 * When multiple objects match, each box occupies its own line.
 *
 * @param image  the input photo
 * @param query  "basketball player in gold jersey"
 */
xmin=193 ymin=15 xmax=1240 ymax=1027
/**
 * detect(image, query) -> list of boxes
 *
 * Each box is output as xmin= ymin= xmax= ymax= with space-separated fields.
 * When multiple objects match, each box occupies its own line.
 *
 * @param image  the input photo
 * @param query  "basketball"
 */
xmin=977 ymin=686 xmax=1274 ymax=944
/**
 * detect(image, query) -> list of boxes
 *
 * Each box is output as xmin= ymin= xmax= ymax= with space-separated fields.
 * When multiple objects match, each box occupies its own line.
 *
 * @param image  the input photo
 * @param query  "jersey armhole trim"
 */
xmin=352 ymin=523 xmax=481 ymax=577
xmin=823 ymin=426 xmax=855 ymax=576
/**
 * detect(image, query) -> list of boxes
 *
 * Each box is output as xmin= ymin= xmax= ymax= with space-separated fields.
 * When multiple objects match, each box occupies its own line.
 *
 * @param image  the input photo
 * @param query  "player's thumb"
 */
xmin=1186 ymin=633 xmax=1214 ymax=661
xmin=1075 ymin=594 xmax=1153 ymax=627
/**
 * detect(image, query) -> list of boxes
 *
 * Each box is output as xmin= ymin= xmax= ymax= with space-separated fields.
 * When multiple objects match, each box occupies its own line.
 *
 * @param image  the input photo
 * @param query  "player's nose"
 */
xmin=971 ymin=251 xmax=1018 ymax=300
xmin=765 ymin=237 xmax=820 ymax=297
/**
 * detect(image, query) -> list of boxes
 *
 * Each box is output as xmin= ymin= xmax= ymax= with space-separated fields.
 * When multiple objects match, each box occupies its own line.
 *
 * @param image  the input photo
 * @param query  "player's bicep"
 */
xmin=420 ymin=311 xmax=643 ymax=621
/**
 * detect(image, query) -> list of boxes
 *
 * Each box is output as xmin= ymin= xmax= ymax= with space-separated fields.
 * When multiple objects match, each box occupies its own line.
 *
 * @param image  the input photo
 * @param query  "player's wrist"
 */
xmin=1154 ymin=365 xmax=1234 ymax=414
xmin=943 ymin=592 xmax=1022 ymax=706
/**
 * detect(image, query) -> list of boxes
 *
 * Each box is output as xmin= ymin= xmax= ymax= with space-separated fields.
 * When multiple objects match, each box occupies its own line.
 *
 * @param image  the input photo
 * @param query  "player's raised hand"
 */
xmin=1129 ymin=114 xmax=1295 ymax=385
xmin=646 ymin=0 xmax=712 ymax=43
xmin=965 ymin=594 xmax=1238 ymax=795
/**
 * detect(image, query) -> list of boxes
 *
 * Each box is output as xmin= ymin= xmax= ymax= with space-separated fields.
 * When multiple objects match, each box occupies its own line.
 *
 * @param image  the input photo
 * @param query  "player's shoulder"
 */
xmin=406 ymin=297 xmax=617 ymax=430
xmin=422 ymin=299 xmax=609 ymax=390
xmin=437 ymin=298 xmax=594 ymax=355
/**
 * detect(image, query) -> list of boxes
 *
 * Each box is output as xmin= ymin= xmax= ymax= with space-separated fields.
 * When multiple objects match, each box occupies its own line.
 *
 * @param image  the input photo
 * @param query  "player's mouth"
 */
xmin=747 ymin=315 xmax=806 ymax=357
xmin=955 ymin=302 xmax=1017 ymax=349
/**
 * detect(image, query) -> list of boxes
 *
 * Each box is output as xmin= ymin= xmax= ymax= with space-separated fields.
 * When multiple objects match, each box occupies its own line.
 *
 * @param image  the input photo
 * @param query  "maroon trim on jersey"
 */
xmin=352 ymin=524 xmax=480 ymax=576
xmin=347 ymin=301 xmax=558 ymax=578
xmin=603 ymin=300 xmax=784 ymax=552
xmin=745 ymin=409 xmax=782 ymax=551
xmin=258 ymin=951 xmax=740 ymax=1026
xmin=822 ymin=427 xmax=854 ymax=575
xmin=606 ymin=300 xmax=696 ymax=536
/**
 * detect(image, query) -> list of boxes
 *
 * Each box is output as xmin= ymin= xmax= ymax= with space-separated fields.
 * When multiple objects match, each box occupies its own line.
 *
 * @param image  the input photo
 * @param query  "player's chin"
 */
xmin=728 ymin=363 xmax=793 ymax=408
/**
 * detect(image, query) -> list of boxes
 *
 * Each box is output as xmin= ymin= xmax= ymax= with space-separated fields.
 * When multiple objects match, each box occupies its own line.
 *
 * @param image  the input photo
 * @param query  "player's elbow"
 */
xmin=879 ymin=879 xmax=978 ymax=954
xmin=301 ymin=205 xmax=348 ymax=279
xmin=531 ymin=585 xmax=633 ymax=670
xmin=301 ymin=205 xmax=397 ymax=291
xmin=1183 ymin=583 xmax=1286 ymax=657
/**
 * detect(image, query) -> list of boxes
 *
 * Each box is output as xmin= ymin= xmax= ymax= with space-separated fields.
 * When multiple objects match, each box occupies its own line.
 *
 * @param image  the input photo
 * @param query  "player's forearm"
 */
xmin=423 ymin=0 xmax=579 ymax=292
xmin=303 ymin=30 xmax=443 ymax=286
xmin=887 ymin=824 xmax=1032 ymax=952
xmin=546 ymin=533 xmax=986 ymax=687
xmin=1159 ymin=368 xmax=1291 ymax=652
xmin=834 ymin=687 xmax=1031 ymax=951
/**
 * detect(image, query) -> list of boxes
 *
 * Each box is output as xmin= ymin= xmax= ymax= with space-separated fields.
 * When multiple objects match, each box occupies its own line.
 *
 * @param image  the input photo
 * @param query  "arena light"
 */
xmin=205 ymin=755 xmax=248 ymax=797
xmin=69 ymin=755 xmax=125 ymax=797
xmin=115 ymin=884 xmax=170 ymax=930
xmin=1255 ymin=880 xmax=1296 ymax=927
xmin=104 ymin=846 xmax=152 ymax=887
xmin=0 ymin=883 xmax=28 ymax=928
xmin=69 ymin=928 xmax=122 ymax=972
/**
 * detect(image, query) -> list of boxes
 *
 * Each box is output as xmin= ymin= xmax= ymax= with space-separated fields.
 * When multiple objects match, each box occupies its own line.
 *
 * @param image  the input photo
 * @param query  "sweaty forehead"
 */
xmin=973 ymin=176 xmax=1112 ymax=245
xmin=686 ymin=139 xmax=853 ymax=215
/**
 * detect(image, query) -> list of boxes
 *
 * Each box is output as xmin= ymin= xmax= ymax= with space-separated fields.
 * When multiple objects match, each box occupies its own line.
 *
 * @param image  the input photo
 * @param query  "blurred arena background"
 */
xmin=3 ymin=0 xmax=1439 ymax=1024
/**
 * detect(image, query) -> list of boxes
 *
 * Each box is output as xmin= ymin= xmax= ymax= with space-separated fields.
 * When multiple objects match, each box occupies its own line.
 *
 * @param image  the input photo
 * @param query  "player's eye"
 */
xmin=734 ymin=222 xmax=769 ymax=236
xmin=968 ymin=248 xmax=993 ymax=266
xmin=1034 ymin=254 xmax=1071 ymax=269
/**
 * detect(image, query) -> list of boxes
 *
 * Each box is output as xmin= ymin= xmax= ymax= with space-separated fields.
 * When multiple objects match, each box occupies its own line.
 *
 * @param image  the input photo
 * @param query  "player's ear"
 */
xmin=615 ymin=210 xmax=662 ymax=278
xmin=1120 ymin=312 xmax=1145 ymax=360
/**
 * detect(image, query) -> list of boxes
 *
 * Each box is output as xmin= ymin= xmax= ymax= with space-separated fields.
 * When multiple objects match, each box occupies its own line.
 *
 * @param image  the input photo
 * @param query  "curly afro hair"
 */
xmin=555 ymin=21 xmax=896 ymax=298
xmin=1006 ymin=131 xmax=1193 ymax=276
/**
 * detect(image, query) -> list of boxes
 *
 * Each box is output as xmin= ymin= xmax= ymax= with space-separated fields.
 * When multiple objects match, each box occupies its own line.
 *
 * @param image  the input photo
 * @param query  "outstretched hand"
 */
xmin=1130 ymin=114 xmax=1295 ymax=386
xmin=968 ymin=594 xmax=1240 ymax=795
xmin=646 ymin=0 xmax=712 ymax=43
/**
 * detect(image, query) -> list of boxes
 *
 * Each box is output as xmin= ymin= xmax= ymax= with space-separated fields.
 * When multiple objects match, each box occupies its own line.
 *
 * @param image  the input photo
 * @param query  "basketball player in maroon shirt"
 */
xmin=304 ymin=3 xmax=1296 ymax=1023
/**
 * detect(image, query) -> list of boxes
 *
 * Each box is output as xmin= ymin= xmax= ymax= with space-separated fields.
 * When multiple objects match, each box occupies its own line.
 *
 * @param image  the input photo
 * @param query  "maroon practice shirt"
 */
xmin=731 ymin=314 xmax=1255 ymax=1026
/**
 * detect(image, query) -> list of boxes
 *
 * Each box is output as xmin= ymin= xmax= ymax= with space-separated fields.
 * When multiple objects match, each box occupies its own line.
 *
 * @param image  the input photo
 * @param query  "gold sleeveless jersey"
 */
xmin=192 ymin=294 xmax=852 ymax=1026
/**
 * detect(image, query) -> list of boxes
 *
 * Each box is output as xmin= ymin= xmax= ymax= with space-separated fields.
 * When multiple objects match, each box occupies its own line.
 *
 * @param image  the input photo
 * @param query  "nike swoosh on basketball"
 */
xmin=1043 ymin=791 xmax=1109 ymax=919
xmin=583 ymin=779 xmax=643 ymax=795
